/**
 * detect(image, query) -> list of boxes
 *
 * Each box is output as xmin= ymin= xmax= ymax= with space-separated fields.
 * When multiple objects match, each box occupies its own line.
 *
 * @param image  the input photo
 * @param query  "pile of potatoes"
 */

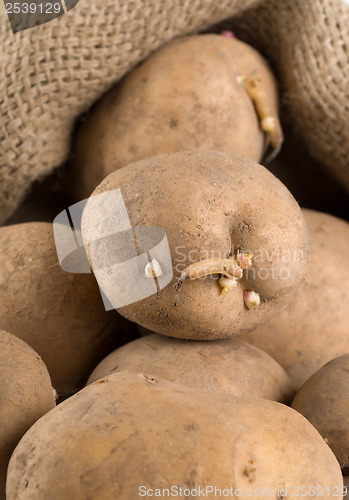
xmin=1 ymin=32 xmax=348 ymax=499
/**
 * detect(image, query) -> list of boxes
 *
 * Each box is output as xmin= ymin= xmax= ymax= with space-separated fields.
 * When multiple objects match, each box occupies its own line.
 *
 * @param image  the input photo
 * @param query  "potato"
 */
xmin=292 ymin=354 xmax=349 ymax=474
xmin=0 ymin=222 xmax=136 ymax=395
xmin=244 ymin=209 xmax=349 ymax=389
xmin=81 ymin=150 xmax=309 ymax=339
xmin=0 ymin=330 xmax=55 ymax=498
xmin=6 ymin=371 xmax=342 ymax=500
xmin=87 ymin=334 xmax=294 ymax=403
xmin=68 ymin=34 xmax=282 ymax=200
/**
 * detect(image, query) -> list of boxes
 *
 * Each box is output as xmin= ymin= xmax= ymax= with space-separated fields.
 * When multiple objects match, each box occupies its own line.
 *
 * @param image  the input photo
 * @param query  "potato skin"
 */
xmin=0 ymin=222 xmax=133 ymax=395
xmin=87 ymin=334 xmax=294 ymax=403
xmin=82 ymin=150 xmax=309 ymax=339
xmin=0 ymin=331 xmax=55 ymax=498
xmin=6 ymin=371 xmax=342 ymax=500
xmin=292 ymin=354 xmax=349 ymax=472
xmin=69 ymin=34 xmax=280 ymax=199
xmin=244 ymin=209 xmax=349 ymax=389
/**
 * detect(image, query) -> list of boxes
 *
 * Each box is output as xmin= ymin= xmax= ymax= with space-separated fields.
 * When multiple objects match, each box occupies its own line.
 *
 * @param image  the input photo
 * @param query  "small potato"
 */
xmin=87 ymin=334 xmax=294 ymax=403
xmin=68 ymin=34 xmax=282 ymax=200
xmin=244 ymin=209 xmax=349 ymax=389
xmin=0 ymin=222 xmax=136 ymax=395
xmin=0 ymin=331 xmax=55 ymax=498
xmin=81 ymin=151 xmax=309 ymax=339
xmin=292 ymin=354 xmax=349 ymax=474
xmin=6 ymin=372 xmax=342 ymax=500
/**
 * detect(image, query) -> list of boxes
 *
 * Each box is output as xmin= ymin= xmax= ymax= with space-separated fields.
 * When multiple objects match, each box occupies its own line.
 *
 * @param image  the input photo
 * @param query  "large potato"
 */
xmin=68 ymin=34 xmax=282 ymax=200
xmin=6 ymin=371 xmax=342 ymax=500
xmin=87 ymin=334 xmax=294 ymax=403
xmin=244 ymin=209 xmax=349 ymax=389
xmin=292 ymin=354 xmax=349 ymax=474
xmin=81 ymin=151 xmax=309 ymax=339
xmin=0 ymin=331 xmax=55 ymax=499
xmin=0 ymin=222 xmax=135 ymax=395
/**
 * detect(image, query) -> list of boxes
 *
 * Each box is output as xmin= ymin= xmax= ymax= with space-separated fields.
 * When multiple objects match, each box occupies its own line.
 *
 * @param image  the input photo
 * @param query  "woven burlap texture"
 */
xmin=0 ymin=0 xmax=348 ymax=224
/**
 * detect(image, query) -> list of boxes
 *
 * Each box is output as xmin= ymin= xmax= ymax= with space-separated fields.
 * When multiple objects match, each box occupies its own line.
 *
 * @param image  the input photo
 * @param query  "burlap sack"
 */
xmin=0 ymin=0 xmax=348 ymax=224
